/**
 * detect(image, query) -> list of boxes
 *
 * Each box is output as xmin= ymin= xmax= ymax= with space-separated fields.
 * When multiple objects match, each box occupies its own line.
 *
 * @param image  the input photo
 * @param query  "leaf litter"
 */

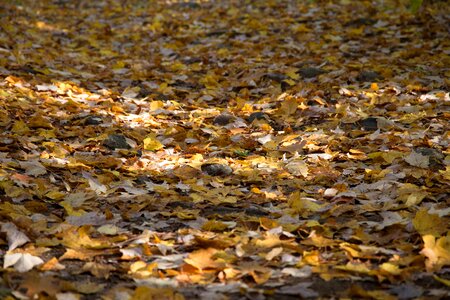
xmin=0 ymin=0 xmax=449 ymax=299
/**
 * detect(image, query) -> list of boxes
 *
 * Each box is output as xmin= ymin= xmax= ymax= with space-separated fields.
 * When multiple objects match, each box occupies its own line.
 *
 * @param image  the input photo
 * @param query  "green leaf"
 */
xmin=410 ymin=0 xmax=423 ymax=13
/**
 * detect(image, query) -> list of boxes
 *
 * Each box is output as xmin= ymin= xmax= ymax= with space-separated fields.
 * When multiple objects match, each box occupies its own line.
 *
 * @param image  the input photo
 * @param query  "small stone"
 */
xmin=345 ymin=18 xmax=376 ymax=27
xmin=177 ymin=2 xmax=201 ymax=9
xmin=213 ymin=114 xmax=234 ymax=126
xmin=356 ymin=70 xmax=382 ymax=82
xmin=201 ymin=163 xmax=233 ymax=176
xmin=83 ymin=116 xmax=102 ymax=125
xmin=297 ymin=67 xmax=325 ymax=78
xmin=247 ymin=112 xmax=268 ymax=123
xmin=264 ymin=73 xmax=288 ymax=82
xmin=359 ymin=117 xmax=378 ymax=131
xmin=103 ymin=134 xmax=131 ymax=150
xmin=244 ymin=206 xmax=268 ymax=216
xmin=155 ymin=93 xmax=169 ymax=101
xmin=390 ymin=283 xmax=423 ymax=300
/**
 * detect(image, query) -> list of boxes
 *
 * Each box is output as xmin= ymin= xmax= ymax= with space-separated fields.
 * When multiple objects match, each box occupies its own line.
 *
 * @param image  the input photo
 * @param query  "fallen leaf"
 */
xmin=131 ymin=286 xmax=184 ymax=300
xmin=420 ymin=235 xmax=450 ymax=271
xmin=143 ymin=133 xmax=164 ymax=151
xmin=1 ymin=222 xmax=30 ymax=251
xmin=413 ymin=209 xmax=447 ymax=237
xmin=82 ymin=171 xmax=108 ymax=195
xmin=4 ymin=253 xmax=44 ymax=272
xmin=184 ymin=248 xmax=223 ymax=272
xmin=405 ymin=151 xmax=429 ymax=168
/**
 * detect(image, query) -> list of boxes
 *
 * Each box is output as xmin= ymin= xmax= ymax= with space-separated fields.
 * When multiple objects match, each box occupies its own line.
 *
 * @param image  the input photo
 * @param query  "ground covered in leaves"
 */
xmin=0 ymin=0 xmax=449 ymax=299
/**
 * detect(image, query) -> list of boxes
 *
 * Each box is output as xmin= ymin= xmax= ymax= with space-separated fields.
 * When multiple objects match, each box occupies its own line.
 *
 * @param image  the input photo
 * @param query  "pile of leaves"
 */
xmin=0 ymin=0 xmax=449 ymax=299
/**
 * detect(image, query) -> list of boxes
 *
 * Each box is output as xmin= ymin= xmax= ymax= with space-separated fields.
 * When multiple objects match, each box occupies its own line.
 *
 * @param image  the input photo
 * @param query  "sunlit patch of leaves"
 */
xmin=0 ymin=0 xmax=449 ymax=299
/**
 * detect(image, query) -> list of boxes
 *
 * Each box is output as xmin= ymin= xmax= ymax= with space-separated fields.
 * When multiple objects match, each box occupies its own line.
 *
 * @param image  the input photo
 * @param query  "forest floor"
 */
xmin=0 ymin=0 xmax=449 ymax=299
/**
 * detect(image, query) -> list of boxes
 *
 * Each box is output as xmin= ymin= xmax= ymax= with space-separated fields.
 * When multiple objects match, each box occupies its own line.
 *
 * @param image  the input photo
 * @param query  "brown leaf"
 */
xmin=184 ymin=248 xmax=224 ymax=272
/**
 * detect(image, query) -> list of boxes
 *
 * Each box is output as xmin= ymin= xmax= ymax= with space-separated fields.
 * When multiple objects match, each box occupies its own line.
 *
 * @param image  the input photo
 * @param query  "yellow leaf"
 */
xmin=420 ymin=234 xmax=450 ymax=272
xmin=302 ymin=231 xmax=336 ymax=248
xmin=251 ymin=187 xmax=262 ymax=194
xmin=45 ymin=190 xmax=66 ymax=200
xmin=293 ymin=24 xmax=310 ymax=33
xmin=60 ymin=201 xmax=85 ymax=216
xmin=122 ymin=87 xmax=140 ymax=98
xmin=200 ymin=73 xmax=219 ymax=89
xmin=285 ymin=160 xmax=309 ymax=177
xmin=202 ymin=220 xmax=228 ymax=232
xmin=143 ymin=134 xmax=164 ymax=151
xmin=149 ymin=101 xmax=164 ymax=111
xmin=12 ymin=120 xmax=30 ymax=135
xmin=399 ymin=111 xmax=426 ymax=124
xmin=112 ymin=61 xmax=126 ymax=69
xmin=280 ymin=97 xmax=298 ymax=115
xmin=439 ymin=166 xmax=450 ymax=181
xmin=283 ymin=78 xmax=296 ymax=86
xmin=340 ymin=243 xmax=361 ymax=258
xmin=60 ymin=226 xmax=110 ymax=250
xmin=176 ymin=211 xmax=197 ymax=220
xmin=289 ymin=191 xmax=322 ymax=217
xmin=433 ymin=275 xmax=450 ymax=287
xmin=29 ymin=115 xmax=53 ymax=129
xmin=184 ymin=248 xmax=222 ymax=272
xmin=265 ymin=247 xmax=283 ymax=261
xmin=397 ymin=183 xmax=428 ymax=207
xmin=260 ymin=217 xmax=279 ymax=230
xmin=39 ymin=129 xmax=56 ymax=139
xmin=413 ymin=209 xmax=447 ymax=237
xmin=217 ymin=48 xmax=229 ymax=57
xmin=381 ymin=151 xmax=404 ymax=163
xmin=335 ymin=262 xmax=373 ymax=275
xmin=379 ymin=262 xmax=402 ymax=275
xmin=169 ymin=61 xmax=186 ymax=72
xmin=285 ymin=68 xmax=300 ymax=80
xmin=323 ymin=34 xmax=342 ymax=42
xmin=348 ymin=27 xmax=364 ymax=36
xmin=158 ymin=82 xmax=169 ymax=93
xmin=130 ymin=261 xmax=148 ymax=272
xmin=301 ymin=250 xmax=321 ymax=266
xmin=370 ymin=83 xmax=379 ymax=91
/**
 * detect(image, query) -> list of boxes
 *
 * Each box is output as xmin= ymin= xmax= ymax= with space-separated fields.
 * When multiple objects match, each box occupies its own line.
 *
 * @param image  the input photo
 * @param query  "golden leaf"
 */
xmin=143 ymin=133 xmax=164 ymax=151
xmin=413 ymin=209 xmax=447 ymax=237
xmin=420 ymin=235 xmax=450 ymax=272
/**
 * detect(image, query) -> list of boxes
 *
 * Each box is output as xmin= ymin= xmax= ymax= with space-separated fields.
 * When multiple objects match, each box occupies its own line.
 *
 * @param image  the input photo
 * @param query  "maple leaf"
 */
xmin=405 ymin=151 xmax=429 ymax=168
xmin=3 ymin=253 xmax=43 ymax=272
xmin=184 ymin=248 xmax=224 ymax=272
xmin=131 ymin=286 xmax=184 ymax=300
xmin=82 ymin=171 xmax=108 ymax=195
xmin=285 ymin=159 xmax=309 ymax=177
xmin=143 ymin=133 xmax=164 ymax=151
xmin=82 ymin=262 xmax=115 ymax=279
xmin=19 ymin=273 xmax=60 ymax=298
xmin=1 ymin=222 xmax=30 ymax=251
xmin=420 ymin=235 xmax=450 ymax=272
xmin=1 ymin=0 xmax=449 ymax=297
xmin=19 ymin=160 xmax=47 ymax=176
xmin=413 ymin=209 xmax=447 ymax=237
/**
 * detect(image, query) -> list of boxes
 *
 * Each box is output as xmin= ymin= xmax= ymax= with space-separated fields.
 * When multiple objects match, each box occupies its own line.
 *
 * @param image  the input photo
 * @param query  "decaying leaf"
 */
xmin=143 ymin=133 xmax=164 ymax=151
xmin=420 ymin=235 xmax=450 ymax=272
xmin=1 ymin=0 xmax=449 ymax=298
xmin=1 ymin=222 xmax=30 ymax=251
xmin=4 ymin=253 xmax=44 ymax=272
xmin=82 ymin=171 xmax=108 ymax=195
xmin=184 ymin=248 xmax=224 ymax=272
xmin=405 ymin=151 xmax=429 ymax=168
